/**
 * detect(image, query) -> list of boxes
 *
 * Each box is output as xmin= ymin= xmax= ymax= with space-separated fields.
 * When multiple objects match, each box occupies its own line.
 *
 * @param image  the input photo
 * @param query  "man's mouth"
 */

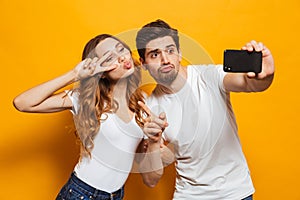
xmin=159 ymin=65 xmax=173 ymax=73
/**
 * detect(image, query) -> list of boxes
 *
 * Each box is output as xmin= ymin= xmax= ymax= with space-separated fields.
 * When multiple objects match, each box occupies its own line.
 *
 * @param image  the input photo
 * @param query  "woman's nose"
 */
xmin=118 ymin=56 xmax=125 ymax=63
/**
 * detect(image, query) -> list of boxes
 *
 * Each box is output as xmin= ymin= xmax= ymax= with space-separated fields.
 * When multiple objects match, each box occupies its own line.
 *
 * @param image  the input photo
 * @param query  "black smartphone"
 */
xmin=223 ymin=49 xmax=262 ymax=73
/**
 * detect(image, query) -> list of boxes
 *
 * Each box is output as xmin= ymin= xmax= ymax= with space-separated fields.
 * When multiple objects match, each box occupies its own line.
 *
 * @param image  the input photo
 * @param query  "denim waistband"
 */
xmin=70 ymin=172 xmax=124 ymax=198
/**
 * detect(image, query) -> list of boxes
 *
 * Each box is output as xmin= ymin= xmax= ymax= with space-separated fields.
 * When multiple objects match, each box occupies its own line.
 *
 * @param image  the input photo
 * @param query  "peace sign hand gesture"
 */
xmin=73 ymin=57 xmax=117 ymax=81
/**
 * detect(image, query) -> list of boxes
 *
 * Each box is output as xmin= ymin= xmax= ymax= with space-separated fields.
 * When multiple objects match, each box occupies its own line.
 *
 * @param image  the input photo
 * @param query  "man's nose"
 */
xmin=161 ymin=51 xmax=169 ymax=64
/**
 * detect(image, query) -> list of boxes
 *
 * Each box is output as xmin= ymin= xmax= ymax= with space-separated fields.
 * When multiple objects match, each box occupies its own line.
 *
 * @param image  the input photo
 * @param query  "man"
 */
xmin=136 ymin=19 xmax=274 ymax=200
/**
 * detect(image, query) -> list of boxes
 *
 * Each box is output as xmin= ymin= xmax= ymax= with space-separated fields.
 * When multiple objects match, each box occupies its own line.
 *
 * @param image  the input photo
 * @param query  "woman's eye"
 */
xmin=106 ymin=57 xmax=113 ymax=62
xmin=104 ymin=55 xmax=115 ymax=64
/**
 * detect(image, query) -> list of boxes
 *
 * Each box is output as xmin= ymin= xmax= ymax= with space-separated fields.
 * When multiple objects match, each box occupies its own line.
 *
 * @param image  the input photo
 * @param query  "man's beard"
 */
xmin=156 ymin=67 xmax=179 ymax=86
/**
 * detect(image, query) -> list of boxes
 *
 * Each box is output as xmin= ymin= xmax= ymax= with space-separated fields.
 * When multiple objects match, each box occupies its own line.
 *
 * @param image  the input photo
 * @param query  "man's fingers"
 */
xmin=144 ymin=127 xmax=162 ymax=136
xmin=144 ymin=128 xmax=161 ymax=135
xmin=138 ymin=102 xmax=168 ymax=129
xmin=138 ymin=101 xmax=152 ymax=116
xmin=159 ymin=112 xmax=166 ymax=120
xmin=145 ymin=122 xmax=162 ymax=130
xmin=257 ymin=42 xmax=264 ymax=52
xmin=242 ymin=40 xmax=264 ymax=52
xmin=149 ymin=116 xmax=167 ymax=128
xmin=246 ymin=72 xmax=256 ymax=78
xmin=148 ymin=136 xmax=161 ymax=143
xmin=150 ymin=112 xmax=168 ymax=128
xmin=158 ymin=112 xmax=168 ymax=126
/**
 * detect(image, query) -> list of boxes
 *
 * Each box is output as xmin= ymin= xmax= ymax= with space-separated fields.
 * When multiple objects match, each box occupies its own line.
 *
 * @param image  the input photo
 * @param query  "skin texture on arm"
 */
xmin=224 ymin=40 xmax=275 ymax=92
xmin=135 ymin=139 xmax=175 ymax=188
xmin=136 ymin=101 xmax=172 ymax=188
xmin=13 ymin=70 xmax=76 ymax=113
xmin=136 ymin=139 xmax=164 ymax=188
xmin=13 ymin=58 xmax=116 ymax=113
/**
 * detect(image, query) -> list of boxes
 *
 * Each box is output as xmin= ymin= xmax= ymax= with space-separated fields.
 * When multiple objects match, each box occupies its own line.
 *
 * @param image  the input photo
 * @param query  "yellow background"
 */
xmin=1 ymin=0 xmax=300 ymax=199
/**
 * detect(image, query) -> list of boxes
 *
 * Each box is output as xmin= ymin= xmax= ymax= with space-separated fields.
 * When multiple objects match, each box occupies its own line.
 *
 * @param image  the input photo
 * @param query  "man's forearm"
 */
xmin=139 ymin=142 xmax=163 ymax=187
xmin=245 ymin=73 xmax=274 ymax=92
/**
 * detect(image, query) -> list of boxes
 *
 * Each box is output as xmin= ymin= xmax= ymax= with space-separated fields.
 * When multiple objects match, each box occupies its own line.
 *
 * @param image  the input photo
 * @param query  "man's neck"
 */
xmin=169 ymin=66 xmax=187 ymax=93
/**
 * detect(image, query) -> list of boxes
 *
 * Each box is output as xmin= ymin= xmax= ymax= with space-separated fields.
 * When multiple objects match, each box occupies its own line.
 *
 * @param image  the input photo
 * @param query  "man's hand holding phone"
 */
xmin=224 ymin=40 xmax=275 ymax=80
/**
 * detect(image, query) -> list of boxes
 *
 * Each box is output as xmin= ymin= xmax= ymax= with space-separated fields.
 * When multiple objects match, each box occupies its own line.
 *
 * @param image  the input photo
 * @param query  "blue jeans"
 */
xmin=56 ymin=172 xmax=124 ymax=200
xmin=242 ymin=194 xmax=253 ymax=200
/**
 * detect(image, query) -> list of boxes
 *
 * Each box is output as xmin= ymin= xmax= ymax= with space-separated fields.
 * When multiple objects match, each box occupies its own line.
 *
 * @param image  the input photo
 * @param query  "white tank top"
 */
xmin=67 ymin=92 xmax=143 ymax=192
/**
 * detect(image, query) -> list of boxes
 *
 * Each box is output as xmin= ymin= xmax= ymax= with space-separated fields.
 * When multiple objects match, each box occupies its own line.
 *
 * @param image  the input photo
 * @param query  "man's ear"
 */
xmin=178 ymin=49 xmax=182 ymax=62
xmin=139 ymin=57 xmax=147 ymax=70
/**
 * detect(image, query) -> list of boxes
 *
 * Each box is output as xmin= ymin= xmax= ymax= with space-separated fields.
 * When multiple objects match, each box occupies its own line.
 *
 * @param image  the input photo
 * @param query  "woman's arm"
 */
xmin=13 ymin=69 xmax=76 ymax=113
xmin=13 ymin=58 xmax=116 ymax=113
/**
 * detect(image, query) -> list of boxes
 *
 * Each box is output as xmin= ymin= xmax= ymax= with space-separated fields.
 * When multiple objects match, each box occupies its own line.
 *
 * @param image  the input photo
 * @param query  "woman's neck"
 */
xmin=112 ymin=78 xmax=128 ymax=103
xmin=111 ymin=79 xmax=134 ymax=123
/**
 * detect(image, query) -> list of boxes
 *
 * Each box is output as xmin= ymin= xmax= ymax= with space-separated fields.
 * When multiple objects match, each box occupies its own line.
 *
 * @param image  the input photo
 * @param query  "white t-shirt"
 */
xmin=67 ymin=91 xmax=144 ymax=192
xmin=146 ymin=65 xmax=254 ymax=200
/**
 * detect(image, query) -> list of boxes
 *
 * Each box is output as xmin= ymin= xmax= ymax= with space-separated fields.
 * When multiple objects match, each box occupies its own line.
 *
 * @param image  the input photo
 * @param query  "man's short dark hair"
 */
xmin=136 ymin=19 xmax=180 ymax=60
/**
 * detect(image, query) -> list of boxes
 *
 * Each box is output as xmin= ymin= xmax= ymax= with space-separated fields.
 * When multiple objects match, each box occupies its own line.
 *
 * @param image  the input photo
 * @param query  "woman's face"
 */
xmin=95 ymin=37 xmax=134 ymax=81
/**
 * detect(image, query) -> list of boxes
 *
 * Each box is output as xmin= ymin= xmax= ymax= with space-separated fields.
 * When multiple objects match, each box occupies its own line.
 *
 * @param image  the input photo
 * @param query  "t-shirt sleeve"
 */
xmin=64 ymin=90 xmax=79 ymax=115
xmin=215 ymin=64 xmax=227 ymax=93
xmin=195 ymin=64 xmax=227 ymax=93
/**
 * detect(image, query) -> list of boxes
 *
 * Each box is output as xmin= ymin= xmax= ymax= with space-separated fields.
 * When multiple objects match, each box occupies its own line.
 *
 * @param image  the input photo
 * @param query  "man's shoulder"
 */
xmin=187 ymin=64 xmax=222 ymax=72
xmin=186 ymin=64 xmax=226 ymax=89
xmin=146 ymin=93 xmax=158 ymax=102
xmin=187 ymin=64 xmax=224 ymax=78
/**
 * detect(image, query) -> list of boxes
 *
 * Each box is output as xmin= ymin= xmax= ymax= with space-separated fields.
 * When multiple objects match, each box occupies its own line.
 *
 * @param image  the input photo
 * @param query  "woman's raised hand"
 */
xmin=73 ymin=57 xmax=117 ymax=81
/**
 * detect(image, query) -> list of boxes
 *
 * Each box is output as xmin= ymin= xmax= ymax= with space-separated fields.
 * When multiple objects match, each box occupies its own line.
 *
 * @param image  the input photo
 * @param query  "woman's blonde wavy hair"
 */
xmin=73 ymin=34 xmax=145 ymax=159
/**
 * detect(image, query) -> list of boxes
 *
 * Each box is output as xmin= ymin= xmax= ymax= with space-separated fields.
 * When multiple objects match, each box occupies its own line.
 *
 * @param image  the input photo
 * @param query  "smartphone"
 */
xmin=223 ymin=49 xmax=262 ymax=73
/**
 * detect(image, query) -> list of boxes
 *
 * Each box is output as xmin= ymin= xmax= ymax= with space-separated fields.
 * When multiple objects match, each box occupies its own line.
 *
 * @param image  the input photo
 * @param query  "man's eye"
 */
xmin=151 ymin=53 xmax=158 ymax=58
xmin=167 ymin=48 xmax=175 ymax=54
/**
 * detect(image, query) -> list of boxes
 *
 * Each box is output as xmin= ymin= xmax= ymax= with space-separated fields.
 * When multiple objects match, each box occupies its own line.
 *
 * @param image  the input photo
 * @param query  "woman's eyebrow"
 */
xmin=115 ymin=42 xmax=123 ymax=48
xmin=102 ymin=42 xmax=122 ymax=57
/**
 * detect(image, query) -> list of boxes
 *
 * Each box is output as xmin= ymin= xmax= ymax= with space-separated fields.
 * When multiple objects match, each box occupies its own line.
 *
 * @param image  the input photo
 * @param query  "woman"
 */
xmin=13 ymin=34 xmax=148 ymax=200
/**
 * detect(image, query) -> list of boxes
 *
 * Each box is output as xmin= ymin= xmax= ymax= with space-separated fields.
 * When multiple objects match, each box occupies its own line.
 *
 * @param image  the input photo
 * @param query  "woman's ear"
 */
xmin=97 ymin=73 xmax=106 ymax=79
